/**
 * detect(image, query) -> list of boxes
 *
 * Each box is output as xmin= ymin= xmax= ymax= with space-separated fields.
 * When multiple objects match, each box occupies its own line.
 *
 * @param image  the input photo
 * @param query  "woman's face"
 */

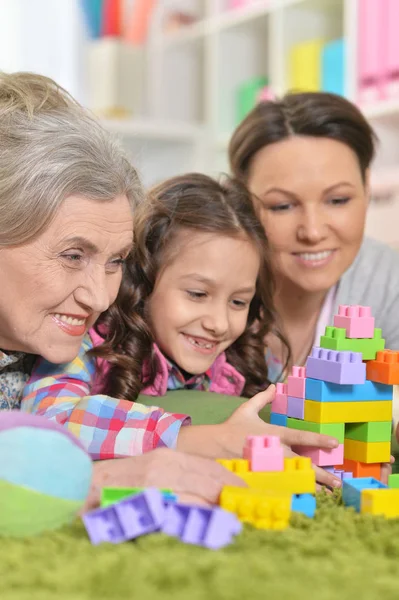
xmin=0 ymin=195 xmax=133 ymax=363
xmin=248 ymin=136 xmax=368 ymax=295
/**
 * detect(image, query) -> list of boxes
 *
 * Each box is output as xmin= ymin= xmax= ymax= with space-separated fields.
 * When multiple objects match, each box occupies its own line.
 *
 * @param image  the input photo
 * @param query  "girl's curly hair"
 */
xmin=91 ymin=172 xmax=290 ymax=399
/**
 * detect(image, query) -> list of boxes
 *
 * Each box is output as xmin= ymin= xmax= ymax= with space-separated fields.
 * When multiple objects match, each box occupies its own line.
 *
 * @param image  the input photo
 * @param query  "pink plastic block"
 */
xmin=333 ymin=305 xmax=375 ymax=339
xmin=358 ymin=0 xmax=386 ymax=103
xmin=306 ymin=347 xmax=366 ymax=385
xmin=287 ymin=366 xmax=306 ymax=398
xmin=243 ymin=435 xmax=284 ymax=472
xmin=386 ymin=0 xmax=399 ymax=97
xmin=271 ymin=382 xmax=288 ymax=415
xmin=299 ymin=444 xmax=344 ymax=468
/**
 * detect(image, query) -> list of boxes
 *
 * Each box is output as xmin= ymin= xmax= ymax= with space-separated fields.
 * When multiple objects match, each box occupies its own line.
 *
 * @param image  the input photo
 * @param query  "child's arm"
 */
xmin=21 ymin=334 xmax=190 ymax=460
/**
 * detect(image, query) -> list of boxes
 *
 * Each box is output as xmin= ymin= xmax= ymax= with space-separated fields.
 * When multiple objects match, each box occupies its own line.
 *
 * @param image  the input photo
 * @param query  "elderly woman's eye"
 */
xmin=63 ymin=253 xmax=82 ymax=262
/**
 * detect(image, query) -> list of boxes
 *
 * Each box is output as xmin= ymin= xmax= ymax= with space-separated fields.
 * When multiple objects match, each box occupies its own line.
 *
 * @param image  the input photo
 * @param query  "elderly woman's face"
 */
xmin=248 ymin=136 xmax=368 ymax=295
xmin=0 ymin=195 xmax=133 ymax=363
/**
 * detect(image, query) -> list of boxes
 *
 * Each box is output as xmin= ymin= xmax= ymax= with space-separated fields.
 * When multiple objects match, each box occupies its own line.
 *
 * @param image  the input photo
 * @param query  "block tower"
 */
xmin=270 ymin=305 xmax=399 ymax=480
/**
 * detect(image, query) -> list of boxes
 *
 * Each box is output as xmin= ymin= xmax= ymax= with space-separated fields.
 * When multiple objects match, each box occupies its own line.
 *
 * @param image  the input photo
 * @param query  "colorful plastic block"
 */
xmin=287 ymin=396 xmax=305 ymax=419
xmin=333 ymin=305 xmax=375 ymax=338
xmin=344 ymin=439 xmax=391 ymax=464
xmin=162 ymin=502 xmax=242 ymax=549
xmin=299 ymin=444 xmax=344 ymax=467
xmin=366 ymin=350 xmax=399 ymax=385
xmin=345 ymin=421 xmax=392 ymax=443
xmin=306 ymin=347 xmax=366 ymax=385
xmin=388 ymin=474 xmax=399 ymax=489
xmin=337 ymin=459 xmax=381 ymax=480
xmin=287 ymin=418 xmax=345 ymax=443
xmin=304 ymin=400 xmax=392 ymax=424
xmin=323 ymin=467 xmax=353 ymax=481
xmin=287 ymin=366 xmax=306 ymax=398
xmin=291 ymin=493 xmax=316 ymax=518
xmin=220 ymin=486 xmax=291 ymax=530
xmin=243 ymin=435 xmax=284 ymax=472
xmin=271 ymin=382 xmax=288 ymax=415
xmin=217 ymin=457 xmax=316 ymax=494
xmin=319 ymin=326 xmax=385 ymax=360
xmin=361 ymin=488 xmax=399 ymax=518
xmin=83 ymin=488 xmax=165 ymax=545
xmin=101 ymin=487 xmax=176 ymax=507
xmin=305 ymin=378 xmax=392 ymax=402
xmin=270 ymin=413 xmax=288 ymax=427
xmin=342 ymin=477 xmax=387 ymax=512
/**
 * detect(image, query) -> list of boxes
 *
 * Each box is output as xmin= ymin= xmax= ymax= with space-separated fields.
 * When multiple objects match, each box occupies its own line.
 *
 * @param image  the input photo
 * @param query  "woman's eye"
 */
xmin=106 ymin=258 xmax=126 ymax=273
xmin=186 ymin=290 xmax=207 ymax=300
xmin=268 ymin=203 xmax=292 ymax=212
xmin=62 ymin=253 xmax=83 ymax=263
xmin=330 ymin=196 xmax=351 ymax=205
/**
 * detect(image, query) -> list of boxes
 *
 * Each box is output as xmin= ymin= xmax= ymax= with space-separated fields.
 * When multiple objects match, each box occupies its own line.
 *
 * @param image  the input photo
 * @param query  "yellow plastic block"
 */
xmin=344 ymin=439 xmax=391 ymax=463
xmin=217 ymin=457 xmax=316 ymax=494
xmin=304 ymin=400 xmax=392 ymax=424
xmin=289 ymin=39 xmax=324 ymax=92
xmin=220 ymin=486 xmax=291 ymax=530
xmin=361 ymin=488 xmax=399 ymax=518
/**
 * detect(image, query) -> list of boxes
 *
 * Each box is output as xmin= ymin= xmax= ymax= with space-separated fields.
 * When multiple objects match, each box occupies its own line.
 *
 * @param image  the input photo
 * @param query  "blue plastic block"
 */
xmin=342 ymin=477 xmax=387 ymax=512
xmin=162 ymin=502 xmax=242 ymax=550
xmin=305 ymin=378 xmax=393 ymax=402
xmin=83 ymin=488 xmax=165 ymax=545
xmin=270 ymin=413 xmax=288 ymax=426
xmin=322 ymin=38 xmax=345 ymax=96
xmin=292 ymin=494 xmax=316 ymax=518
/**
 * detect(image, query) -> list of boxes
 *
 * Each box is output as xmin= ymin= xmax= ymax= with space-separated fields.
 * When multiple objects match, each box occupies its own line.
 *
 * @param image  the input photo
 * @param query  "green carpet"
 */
xmin=2 ymin=391 xmax=399 ymax=600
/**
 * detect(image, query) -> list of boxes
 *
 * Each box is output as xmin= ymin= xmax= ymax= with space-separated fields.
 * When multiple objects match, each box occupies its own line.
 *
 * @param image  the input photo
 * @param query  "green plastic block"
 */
xmin=236 ymin=76 xmax=268 ymax=124
xmin=345 ymin=421 xmax=392 ymax=443
xmin=319 ymin=326 xmax=385 ymax=360
xmin=101 ymin=487 xmax=174 ymax=508
xmin=287 ymin=417 xmax=345 ymax=443
xmin=388 ymin=474 xmax=399 ymax=489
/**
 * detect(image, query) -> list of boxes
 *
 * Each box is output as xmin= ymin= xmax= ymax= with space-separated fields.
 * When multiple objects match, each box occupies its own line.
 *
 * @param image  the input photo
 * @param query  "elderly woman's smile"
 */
xmin=0 ymin=194 xmax=133 ymax=364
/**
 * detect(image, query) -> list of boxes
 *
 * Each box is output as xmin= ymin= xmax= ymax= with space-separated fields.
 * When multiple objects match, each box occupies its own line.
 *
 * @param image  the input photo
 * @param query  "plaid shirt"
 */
xmin=21 ymin=334 xmax=190 ymax=460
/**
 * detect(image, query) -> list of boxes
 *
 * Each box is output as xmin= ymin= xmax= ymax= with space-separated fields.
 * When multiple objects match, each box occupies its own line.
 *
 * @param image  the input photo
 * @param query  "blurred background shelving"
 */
xmin=1 ymin=0 xmax=399 ymax=247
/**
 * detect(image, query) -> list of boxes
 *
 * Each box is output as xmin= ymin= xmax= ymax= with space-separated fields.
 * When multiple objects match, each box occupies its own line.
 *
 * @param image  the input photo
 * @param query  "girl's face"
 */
xmin=148 ymin=230 xmax=260 ymax=375
xmin=247 ymin=136 xmax=368 ymax=295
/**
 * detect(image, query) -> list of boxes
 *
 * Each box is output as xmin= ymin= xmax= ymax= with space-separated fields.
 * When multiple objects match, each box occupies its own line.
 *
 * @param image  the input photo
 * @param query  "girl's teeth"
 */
xmin=54 ymin=314 xmax=85 ymax=326
xmin=187 ymin=336 xmax=214 ymax=349
xmin=298 ymin=251 xmax=333 ymax=261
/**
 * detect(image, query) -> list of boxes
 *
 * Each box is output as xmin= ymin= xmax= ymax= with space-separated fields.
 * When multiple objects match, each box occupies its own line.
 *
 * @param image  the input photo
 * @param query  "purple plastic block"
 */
xmin=287 ymin=396 xmax=305 ymax=419
xmin=323 ymin=468 xmax=354 ymax=482
xmin=342 ymin=471 xmax=353 ymax=480
xmin=162 ymin=502 xmax=242 ymax=550
xmin=306 ymin=346 xmax=366 ymax=384
xmin=83 ymin=488 xmax=165 ymax=545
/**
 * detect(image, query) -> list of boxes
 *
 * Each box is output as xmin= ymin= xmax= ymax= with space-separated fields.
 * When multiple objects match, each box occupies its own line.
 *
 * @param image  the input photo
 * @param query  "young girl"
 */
xmin=21 ymin=174 xmax=339 ymax=478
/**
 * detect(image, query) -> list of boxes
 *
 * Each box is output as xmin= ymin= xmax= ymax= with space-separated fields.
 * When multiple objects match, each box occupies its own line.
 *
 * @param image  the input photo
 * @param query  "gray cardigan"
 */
xmin=333 ymin=237 xmax=399 ymax=350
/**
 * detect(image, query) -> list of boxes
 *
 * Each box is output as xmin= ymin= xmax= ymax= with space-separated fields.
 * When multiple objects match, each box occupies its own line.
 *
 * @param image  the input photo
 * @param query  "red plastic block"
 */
xmin=271 ymin=382 xmax=288 ymax=415
xmin=243 ymin=435 xmax=284 ymax=472
xmin=287 ymin=366 xmax=306 ymax=398
xmin=333 ymin=305 xmax=375 ymax=339
xmin=299 ymin=444 xmax=344 ymax=467
xmin=366 ymin=350 xmax=399 ymax=385
xmin=306 ymin=346 xmax=366 ymax=384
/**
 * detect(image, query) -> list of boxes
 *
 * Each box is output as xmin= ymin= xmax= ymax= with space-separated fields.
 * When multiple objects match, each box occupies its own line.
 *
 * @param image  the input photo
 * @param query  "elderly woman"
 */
xmin=229 ymin=92 xmax=399 ymax=381
xmin=0 ymin=71 xmax=244 ymax=506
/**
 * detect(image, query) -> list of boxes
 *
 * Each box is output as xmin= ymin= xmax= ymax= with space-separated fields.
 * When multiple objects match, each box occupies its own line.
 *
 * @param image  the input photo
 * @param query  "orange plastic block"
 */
xmin=217 ymin=457 xmax=316 ymax=494
xmin=335 ymin=458 xmax=381 ymax=480
xmin=366 ymin=350 xmax=399 ymax=385
xmin=220 ymin=486 xmax=291 ymax=530
xmin=361 ymin=488 xmax=399 ymax=518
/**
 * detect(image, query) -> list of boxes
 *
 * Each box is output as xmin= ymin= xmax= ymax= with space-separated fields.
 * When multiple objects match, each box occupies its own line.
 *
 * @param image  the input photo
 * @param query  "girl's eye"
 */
xmin=231 ymin=299 xmax=248 ymax=309
xmin=329 ymin=196 xmax=351 ymax=205
xmin=186 ymin=290 xmax=207 ymax=300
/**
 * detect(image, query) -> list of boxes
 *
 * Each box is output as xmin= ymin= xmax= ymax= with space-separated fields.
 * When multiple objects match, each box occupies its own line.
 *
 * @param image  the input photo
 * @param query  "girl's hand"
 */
xmin=178 ymin=385 xmax=342 ymax=489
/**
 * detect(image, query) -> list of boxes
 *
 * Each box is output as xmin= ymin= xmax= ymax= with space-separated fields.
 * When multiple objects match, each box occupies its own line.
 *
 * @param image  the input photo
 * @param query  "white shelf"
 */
xmin=102 ymin=118 xmax=203 ymax=143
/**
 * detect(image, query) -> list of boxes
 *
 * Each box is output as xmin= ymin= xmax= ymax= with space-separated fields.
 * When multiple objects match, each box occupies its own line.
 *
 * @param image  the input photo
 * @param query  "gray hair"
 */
xmin=0 ymin=72 xmax=144 ymax=246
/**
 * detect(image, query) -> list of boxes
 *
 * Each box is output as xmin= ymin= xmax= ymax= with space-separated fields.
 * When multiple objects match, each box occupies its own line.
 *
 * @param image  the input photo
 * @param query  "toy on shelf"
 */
xmin=273 ymin=304 xmax=393 ymax=491
xmin=0 ymin=411 xmax=92 ymax=537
